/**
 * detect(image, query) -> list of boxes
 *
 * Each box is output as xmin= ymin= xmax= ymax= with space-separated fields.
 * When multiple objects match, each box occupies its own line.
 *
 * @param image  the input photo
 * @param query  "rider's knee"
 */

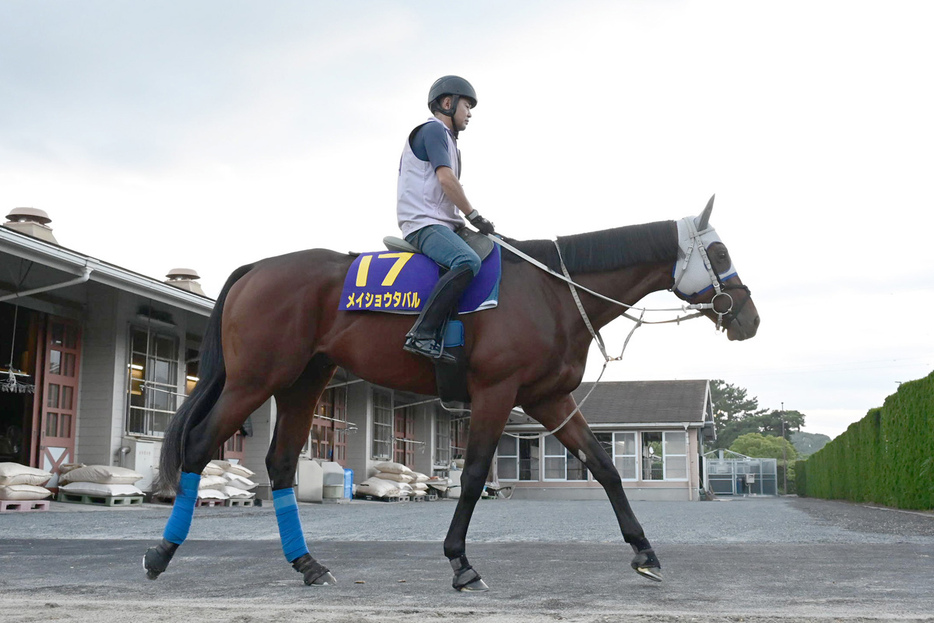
xmin=451 ymin=252 xmax=481 ymax=277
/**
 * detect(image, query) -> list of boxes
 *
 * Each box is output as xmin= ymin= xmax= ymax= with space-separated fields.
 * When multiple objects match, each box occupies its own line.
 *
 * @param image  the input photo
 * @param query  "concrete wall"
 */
xmin=75 ymin=282 xmax=119 ymax=466
xmin=344 ymin=382 xmax=370 ymax=481
xmin=412 ymin=403 xmax=434 ymax=476
xmin=510 ymin=484 xmax=692 ymax=502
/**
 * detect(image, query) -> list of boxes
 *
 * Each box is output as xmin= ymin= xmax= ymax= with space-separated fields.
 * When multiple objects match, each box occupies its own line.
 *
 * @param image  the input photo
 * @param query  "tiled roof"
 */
xmin=509 ymin=380 xmax=711 ymax=425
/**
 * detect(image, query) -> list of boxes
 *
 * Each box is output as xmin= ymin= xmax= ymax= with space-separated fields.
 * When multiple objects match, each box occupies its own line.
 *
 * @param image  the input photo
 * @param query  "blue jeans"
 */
xmin=405 ymin=225 xmax=481 ymax=276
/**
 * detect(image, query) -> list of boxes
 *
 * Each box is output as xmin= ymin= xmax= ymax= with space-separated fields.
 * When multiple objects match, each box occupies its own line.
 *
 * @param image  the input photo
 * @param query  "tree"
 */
xmin=790 ymin=431 xmax=831 ymax=457
xmin=709 ymin=379 xmax=767 ymax=449
xmin=756 ymin=409 xmax=805 ymax=440
xmin=730 ymin=433 xmax=797 ymax=462
xmin=709 ymin=380 xmax=806 ymax=449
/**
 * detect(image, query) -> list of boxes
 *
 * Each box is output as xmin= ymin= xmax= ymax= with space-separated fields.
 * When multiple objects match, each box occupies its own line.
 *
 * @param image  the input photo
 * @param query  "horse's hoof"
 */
xmin=456 ymin=577 xmax=489 ymax=592
xmin=292 ymin=553 xmax=334 ymax=586
xmin=143 ymin=555 xmax=162 ymax=580
xmin=450 ymin=555 xmax=487 ymax=592
xmin=630 ymin=548 xmax=662 ymax=582
xmin=311 ymin=571 xmax=337 ymax=587
xmin=143 ymin=540 xmax=178 ymax=580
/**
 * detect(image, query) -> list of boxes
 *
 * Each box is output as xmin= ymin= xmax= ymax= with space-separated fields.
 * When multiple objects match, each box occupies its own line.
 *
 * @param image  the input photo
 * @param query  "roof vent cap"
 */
xmin=166 ymin=268 xmax=201 ymax=281
xmin=6 ymin=207 xmax=52 ymax=224
xmin=164 ymin=268 xmax=206 ymax=296
xmin=3 ymin=207 xmax=58 ymax=244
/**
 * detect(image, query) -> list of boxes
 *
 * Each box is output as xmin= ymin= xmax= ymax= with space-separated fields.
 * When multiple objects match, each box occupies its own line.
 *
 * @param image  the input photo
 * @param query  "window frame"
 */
xmin=125 ymin=326 xmax=180 ymax=438
xmin=371 ymin=389 xmax=393 ymax=460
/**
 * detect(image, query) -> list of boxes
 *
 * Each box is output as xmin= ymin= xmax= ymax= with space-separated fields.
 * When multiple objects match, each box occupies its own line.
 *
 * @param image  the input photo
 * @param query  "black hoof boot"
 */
xmin=630 ymin=548 xmax=662 ymax=582
xmin=292 ymin=553 xmax=336 ymax=586
xmin=450 ymin=555 xmax=489 ymax=592
xmin=143 ymin=539 xmax=179 ymax=580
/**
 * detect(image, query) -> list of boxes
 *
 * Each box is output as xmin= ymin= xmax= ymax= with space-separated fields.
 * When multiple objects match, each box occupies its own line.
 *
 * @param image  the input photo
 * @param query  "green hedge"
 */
xmin=797 ymin=370 xmax=934 ymax=510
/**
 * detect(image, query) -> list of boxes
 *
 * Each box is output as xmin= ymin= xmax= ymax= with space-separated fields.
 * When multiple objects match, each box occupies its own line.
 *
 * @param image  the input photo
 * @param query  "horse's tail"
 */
xmin=155 ymin=263 xmax=255 ymax=494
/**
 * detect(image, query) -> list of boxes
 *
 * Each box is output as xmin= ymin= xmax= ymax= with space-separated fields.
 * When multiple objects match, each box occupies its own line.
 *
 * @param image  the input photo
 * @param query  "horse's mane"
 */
xmin=501 ymin=220 xmax=678 ymax=273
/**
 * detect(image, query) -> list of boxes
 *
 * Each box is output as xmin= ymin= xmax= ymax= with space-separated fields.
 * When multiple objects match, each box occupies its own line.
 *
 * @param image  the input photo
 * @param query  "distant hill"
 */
xmin=791 ymin=431 xmax=832 ymax=457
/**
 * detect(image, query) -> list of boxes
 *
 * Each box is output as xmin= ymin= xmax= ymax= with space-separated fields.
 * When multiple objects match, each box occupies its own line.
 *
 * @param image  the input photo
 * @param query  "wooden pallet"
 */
xmin=195 ymin=498 xmax=226 ymax=507
xmin=225 ymin=498 xmax=255 ymax=507
xmin=57 ymin=492 xmax=144 ymax=507
xmin=0 ymin=499 xmax=51 ymax=513
xmin=354 ymin=493 xmax=409 ymax=503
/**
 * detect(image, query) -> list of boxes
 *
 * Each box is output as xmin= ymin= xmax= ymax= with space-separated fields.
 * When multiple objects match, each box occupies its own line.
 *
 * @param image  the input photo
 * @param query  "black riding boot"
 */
xmin=404 ymin=264 xmax=474 ymax=361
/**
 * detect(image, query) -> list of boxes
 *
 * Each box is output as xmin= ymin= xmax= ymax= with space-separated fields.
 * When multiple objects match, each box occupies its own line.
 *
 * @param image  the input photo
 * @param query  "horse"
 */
xmin=144 ymin=195 xmax=759 ymax=590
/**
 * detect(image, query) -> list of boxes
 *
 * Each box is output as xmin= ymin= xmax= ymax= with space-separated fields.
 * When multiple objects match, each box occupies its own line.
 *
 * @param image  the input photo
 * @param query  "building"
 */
xmin=0 ymin=209 xmax=262 ymax=491
xmin=0 ymin=209 xmax=467 ymax=498
xmin=498 ymin=380 xmax=716 ymax=501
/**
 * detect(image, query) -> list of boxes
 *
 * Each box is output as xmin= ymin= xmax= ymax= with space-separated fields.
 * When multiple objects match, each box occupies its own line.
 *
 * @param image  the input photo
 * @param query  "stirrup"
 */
xmin=403 ymin=335 xmax=456 ymax=363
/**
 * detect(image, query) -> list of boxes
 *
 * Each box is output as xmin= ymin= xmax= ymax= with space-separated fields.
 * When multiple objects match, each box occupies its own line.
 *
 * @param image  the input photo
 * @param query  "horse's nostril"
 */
xmin=754 ymin=316 xmax=760 ymax=328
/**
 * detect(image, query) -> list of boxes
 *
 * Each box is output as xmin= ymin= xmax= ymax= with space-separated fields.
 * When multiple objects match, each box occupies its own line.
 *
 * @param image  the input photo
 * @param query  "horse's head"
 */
xmin=671 ymin=195 xmax=759 ymax=341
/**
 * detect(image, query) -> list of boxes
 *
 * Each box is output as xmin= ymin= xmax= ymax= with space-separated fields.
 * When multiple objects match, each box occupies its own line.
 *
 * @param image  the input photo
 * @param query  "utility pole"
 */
xmin=781 ymin=401 xmax=787 ymax=494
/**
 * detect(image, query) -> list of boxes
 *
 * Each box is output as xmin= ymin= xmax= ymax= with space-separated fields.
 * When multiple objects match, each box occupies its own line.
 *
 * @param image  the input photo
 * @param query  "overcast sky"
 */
xmin=2 ymin=1 xmax=931 ymax=439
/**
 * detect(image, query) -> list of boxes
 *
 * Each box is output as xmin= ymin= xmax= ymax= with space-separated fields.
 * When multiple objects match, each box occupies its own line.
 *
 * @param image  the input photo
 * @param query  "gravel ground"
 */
xmin=4 ymin=495 xmax=934 ymax=545
xmin=2 ymin=495 xmax=933 ymax=622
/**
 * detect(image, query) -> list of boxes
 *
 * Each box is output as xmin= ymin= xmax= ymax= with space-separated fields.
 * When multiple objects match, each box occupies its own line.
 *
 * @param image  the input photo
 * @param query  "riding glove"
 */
xmin=467 ymin=210 xmax=496 ymax=236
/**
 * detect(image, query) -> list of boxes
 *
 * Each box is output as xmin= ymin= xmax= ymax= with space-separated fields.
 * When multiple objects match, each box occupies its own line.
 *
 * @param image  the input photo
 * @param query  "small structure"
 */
xmin=703 ymin=449 xmax=778 ymax=496
xmin=499 ymin=380 xmax=717 ymax=501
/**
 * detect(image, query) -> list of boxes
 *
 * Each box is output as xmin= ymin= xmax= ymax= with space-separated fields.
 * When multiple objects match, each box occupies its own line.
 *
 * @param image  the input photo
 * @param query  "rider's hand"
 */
xmin=467 ymin=210 xmax=495 ymax=236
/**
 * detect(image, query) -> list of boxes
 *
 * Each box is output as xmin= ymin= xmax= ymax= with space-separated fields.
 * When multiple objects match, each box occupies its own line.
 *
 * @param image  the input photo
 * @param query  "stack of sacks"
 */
xmin=410 ymin=471 xmax=430 ymax=499
xmin=202 ymin=460 xmax=257 ymax=501
xmin=59 ymin=464 xmax=144 ymax=499
xmin=0 ymin=462 xmax=53 ymax=502
xmin=356 ymin=461 xmax=414 ymax=499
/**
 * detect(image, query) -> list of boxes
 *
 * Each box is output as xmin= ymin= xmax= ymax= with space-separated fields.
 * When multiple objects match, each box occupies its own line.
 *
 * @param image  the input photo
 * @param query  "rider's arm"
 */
xmin=436 ymin=166 xmax=475 ymax=217
xmin=416 ymin=123 xmax=478 ymax=218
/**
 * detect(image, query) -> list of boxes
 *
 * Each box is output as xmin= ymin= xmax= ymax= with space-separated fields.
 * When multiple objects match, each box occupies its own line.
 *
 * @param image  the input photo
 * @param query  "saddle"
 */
xmin=341 ymin=228 xmax=499 ymax=407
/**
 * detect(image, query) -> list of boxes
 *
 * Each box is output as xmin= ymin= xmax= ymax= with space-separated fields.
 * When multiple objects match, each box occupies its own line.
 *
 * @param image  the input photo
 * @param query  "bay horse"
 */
xmin=144 ymin=196 xmax=759 ymax=590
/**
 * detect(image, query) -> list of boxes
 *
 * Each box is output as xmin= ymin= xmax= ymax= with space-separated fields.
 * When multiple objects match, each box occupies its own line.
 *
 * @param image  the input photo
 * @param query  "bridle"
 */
xmin=671 ymin=215 xmax=752 ymax=332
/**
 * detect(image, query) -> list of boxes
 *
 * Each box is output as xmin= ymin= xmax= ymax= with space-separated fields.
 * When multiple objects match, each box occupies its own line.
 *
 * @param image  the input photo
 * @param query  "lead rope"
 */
xmin=503 ymin=243 xmax=646 ymax=440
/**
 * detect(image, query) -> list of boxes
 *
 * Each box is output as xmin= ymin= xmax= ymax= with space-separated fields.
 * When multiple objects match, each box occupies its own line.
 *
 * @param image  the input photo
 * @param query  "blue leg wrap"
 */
xmin=163 ymin=471 xmax=201 ymax=545
xmin=273 ymin=488 xmax=309 ymax=563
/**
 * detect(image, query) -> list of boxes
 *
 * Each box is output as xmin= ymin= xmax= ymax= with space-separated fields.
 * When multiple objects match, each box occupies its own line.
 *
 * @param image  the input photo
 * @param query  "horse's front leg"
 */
xmin=443 ymin=380 xmax=517 ymax=591
xmin=525 ymin=394 xmax=662 ymax=582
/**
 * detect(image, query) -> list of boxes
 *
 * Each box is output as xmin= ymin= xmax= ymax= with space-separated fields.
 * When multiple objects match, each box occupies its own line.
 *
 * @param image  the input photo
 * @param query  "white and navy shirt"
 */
xmin=397 ymin=117 xmax=463 ymax=239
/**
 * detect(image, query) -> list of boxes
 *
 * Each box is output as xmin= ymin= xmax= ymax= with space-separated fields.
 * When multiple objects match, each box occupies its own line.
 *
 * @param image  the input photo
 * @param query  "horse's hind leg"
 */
xmin=442 ymin=381 xmax=517 ymax=591
xmin=145 ymin=382 xmax=270 ymax=579
xmin=268 ymin=355 xmax=338 ymax=586
xmin=525 ymin=395 xmax=662 ymax=582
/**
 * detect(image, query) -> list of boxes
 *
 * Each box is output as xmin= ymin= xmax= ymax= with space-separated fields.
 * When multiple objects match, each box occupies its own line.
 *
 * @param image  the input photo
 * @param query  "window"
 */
xmin=614 ymin=432 xmax=638 ymax=480
xmin=641 ymin=432 xmax=665 ymax=480
xmin=434 ymin=409 xmax=451 ymax=468
xmin=543 ymin=435 xmax=567 ymax=480
xmin=641 ymin=431 xmax=688 ymax=481
xmin=372 ymin=389 xmax=392 ymax=460
xmin=497 ymin=435 xmax=540 ymax=481
xmin=663 ymin=431 xmax=688 ymax=480
xmin=127 ymin=327 xmax=179 ymax=437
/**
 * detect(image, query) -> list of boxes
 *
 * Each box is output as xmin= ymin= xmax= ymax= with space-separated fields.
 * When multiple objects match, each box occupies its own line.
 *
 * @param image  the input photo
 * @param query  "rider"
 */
xmin=397 ymin=75 xmax=496 ymax=361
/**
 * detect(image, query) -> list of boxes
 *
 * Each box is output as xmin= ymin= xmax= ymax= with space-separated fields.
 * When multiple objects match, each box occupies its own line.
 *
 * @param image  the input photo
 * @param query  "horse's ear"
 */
xmin=695 ymin=194 xmax=715 ymax=230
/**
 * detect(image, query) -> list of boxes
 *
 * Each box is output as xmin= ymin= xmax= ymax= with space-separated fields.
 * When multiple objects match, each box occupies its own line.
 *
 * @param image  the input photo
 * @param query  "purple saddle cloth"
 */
xmin=339 ymin=244 xmax=501 ymax=314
